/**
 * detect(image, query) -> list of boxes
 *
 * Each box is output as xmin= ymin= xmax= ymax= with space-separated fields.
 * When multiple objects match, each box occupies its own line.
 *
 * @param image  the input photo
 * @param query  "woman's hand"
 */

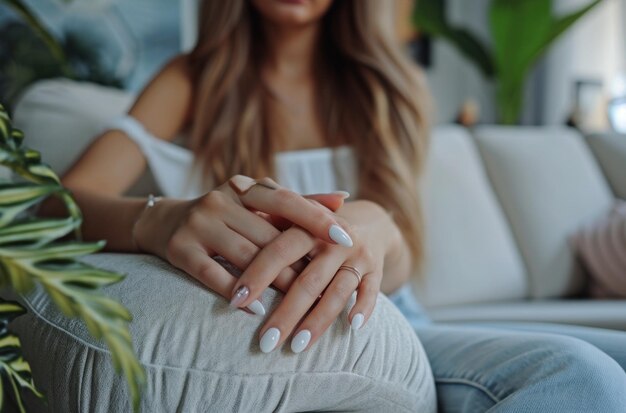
xmin=230 ymin=200 xmax=410 ymax=353
xmin=133 ymin=175 xmax=353 ymax=315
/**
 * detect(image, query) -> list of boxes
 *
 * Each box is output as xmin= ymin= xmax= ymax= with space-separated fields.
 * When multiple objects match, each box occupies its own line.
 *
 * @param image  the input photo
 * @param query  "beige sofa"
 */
xmin=13 ymin=79 xmax=626 ymax=330
xmin=416 ymin=125 xmax=626 ymax=330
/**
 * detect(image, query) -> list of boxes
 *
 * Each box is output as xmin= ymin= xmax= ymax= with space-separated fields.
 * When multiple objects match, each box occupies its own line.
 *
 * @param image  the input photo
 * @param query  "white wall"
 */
xmin=542 ymin=0 xmax=625 ymax=125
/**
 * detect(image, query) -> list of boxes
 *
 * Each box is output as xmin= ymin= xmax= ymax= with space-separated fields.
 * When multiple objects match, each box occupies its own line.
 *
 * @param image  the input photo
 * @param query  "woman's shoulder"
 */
xmin=162 ymin=54 xmax=193 ymax=79
xmin=145 ymin=54 xmax=193 ymax=99
xmin=128 ymin=54 xmax=194 ymax=141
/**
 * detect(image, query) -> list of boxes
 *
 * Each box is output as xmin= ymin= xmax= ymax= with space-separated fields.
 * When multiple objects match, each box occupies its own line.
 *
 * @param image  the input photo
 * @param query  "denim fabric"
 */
xmin=388 ymin=284 xmax=432 ymax=329
xmin=465 ymin=322 xmax=626 ymax=372
xmin=389 ymin=286 xmax=626 ymax=413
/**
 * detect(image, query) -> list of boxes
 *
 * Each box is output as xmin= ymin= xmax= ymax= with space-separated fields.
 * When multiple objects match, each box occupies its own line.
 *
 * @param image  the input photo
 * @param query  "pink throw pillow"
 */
xmin=573 ymin=200 xmax=626 ymax=298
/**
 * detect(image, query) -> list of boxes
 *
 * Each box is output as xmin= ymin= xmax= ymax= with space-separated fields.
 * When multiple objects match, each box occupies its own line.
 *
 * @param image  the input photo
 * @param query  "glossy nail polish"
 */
xmin=329 ymin=224 xmax=353 ymax=247
xmin=230 ymin=286 xmax=249 ymax=308
xmin=351 ymin=313 xmax=364 ymax=331
xmin=291 ymin=330 xmax=311 ymax=353
xmin=247 ymin=300 xmax=266 ymax=316
xmin=260 ymin=328 xmax=281 ymax=353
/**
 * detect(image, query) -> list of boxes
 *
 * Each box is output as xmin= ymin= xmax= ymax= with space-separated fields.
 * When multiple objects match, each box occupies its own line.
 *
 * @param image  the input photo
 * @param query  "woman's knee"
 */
xmin=421 ymin=327 xmax=626 ymax=412
xmin=490 ymin=334 xmax=626 ymax=412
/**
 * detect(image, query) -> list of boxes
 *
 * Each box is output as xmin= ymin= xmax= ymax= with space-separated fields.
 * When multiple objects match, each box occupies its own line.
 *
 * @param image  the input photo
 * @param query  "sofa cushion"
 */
xmin=415 ymin=126 xmax=528 ymax=307
xmin=585 ymin=132 xmax=626 ymax=200
xmin=473 ymin=126 xmax=614 ymax=299
xmin=13 ymin=79 xmax=157 ymax=196
xmin=11 ymin=253 xmax=436 ymax=413
xmin=427 ymin=300 xmax=626 ymax=331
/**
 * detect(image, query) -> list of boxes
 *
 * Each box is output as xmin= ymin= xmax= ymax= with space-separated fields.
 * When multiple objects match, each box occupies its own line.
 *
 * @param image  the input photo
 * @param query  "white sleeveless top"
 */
xmin=106 ymin=116 xmax=358 ymax=198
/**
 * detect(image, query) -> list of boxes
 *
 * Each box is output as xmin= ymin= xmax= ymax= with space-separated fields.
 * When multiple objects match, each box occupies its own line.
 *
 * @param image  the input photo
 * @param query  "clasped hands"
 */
xmin=134 ymin=175 xmax=402 ymax=354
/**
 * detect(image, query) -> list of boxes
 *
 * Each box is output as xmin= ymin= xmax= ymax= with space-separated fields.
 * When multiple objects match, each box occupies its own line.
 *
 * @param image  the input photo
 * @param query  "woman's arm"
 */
xmin=41 ymin=55 xmax=194 ymax=251
xmin=62 ymin=55 xmax=193 ymax=198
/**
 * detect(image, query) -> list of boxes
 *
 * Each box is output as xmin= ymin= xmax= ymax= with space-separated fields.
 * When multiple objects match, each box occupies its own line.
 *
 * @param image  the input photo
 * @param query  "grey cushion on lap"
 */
xmin=12 ymin=253 xmax=436 ymax=412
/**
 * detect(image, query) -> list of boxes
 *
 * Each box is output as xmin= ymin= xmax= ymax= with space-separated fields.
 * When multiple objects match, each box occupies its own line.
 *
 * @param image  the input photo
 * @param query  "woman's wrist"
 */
xmin=378 ymin=207 xmax=412 ymax=292
xmin=133 ymin=197 xmax=184 ymax=257
xmin=340 ymin=200 xmax=411 ymax=292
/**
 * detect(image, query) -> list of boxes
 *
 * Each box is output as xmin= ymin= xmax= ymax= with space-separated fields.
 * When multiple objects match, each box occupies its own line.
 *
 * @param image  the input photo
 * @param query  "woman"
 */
xmin=57 ymin=0 xmax=626 ymax=411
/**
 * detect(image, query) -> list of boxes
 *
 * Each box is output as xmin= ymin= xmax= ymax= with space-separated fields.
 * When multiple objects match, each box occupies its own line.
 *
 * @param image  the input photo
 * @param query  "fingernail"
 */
xmin=332 ymin=191 xmax=350 ymax=199
xmin=230 ymin=286 xmax=249 ymax=308
xmin=260 ymin=327 xmax=281 ymax=353
xmin=329 ymin=224 xmax=353 ymax=247
xmin=291 ymin=330 xmax=311 ymax=353
xmin=247 ymin=300 xmax=266 ymax=316
xmin=351 ymin=313 xmax=364 ymax=331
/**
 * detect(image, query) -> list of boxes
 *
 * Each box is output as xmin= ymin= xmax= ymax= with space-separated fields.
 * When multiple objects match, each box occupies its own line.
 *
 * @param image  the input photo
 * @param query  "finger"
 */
xmin=306 ymin=192 xmax=349 ymax=212
xmin=289 ymin=264 xmax=363 ymax=353
xmin=209 ymin=222 xmax=298 ymax=292
xmin=269 ymin=193 xmax=348 ymax=230
xmin=231 ymin=226 xmax=317 ymax=308
xmin=348 ymin=272 xmax=381 ymax=331
xmin=168 ymin=244 xmax=266 ymax=316
xmin=220 ymin=207 xmax=307 ymax=289
xmin=229 ymin=175 xmax=354 ymax=248
xmin=222 ymin=202 xmax=283 ymax=247
xmin=257 ymin=250 xmax=345 ymax=353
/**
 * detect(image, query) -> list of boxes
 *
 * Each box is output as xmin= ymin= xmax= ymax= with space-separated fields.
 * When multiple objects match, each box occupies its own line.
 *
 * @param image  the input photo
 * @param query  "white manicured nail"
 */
xmin=332 ymin=191 xmax=350 ymax=199
xmin=329 ymin=224 xmax=353 ymax=247
xmin=291 ymin=330 xmax=311 ymax=353
xmin=351 ymin=313 xmax=364 ymax=331
xmin=260 ymin=328 xmax=280 ymax=353
xmin=247 ymin=300 xmax=266 ymax=316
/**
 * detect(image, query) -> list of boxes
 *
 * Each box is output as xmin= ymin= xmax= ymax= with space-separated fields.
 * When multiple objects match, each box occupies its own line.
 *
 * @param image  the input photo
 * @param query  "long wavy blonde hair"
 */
xmin=188 ymin=0 xmax=431 ymax=273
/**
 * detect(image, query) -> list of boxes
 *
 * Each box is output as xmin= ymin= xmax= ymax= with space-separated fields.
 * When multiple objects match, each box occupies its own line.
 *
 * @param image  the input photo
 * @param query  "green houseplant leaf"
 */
xmin=0 ymin=300 xmax=43 ymax=413
xmin=412 ymin=0 xmax=495 ymax=77
xmin=0 ymin=104 xmax=145 ymax=411
xmin=490 ymin=0 xmax=602 ymax=124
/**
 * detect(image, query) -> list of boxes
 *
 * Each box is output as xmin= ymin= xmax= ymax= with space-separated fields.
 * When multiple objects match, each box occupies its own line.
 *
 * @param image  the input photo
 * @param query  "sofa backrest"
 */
xmin=414 ymin=126 xmax=529 ymax=307
xmin=473 ymin=126 xmax=614 ymax=299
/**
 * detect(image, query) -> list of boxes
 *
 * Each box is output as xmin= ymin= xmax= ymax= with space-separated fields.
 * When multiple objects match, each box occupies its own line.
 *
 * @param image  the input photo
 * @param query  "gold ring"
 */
xmin=338 ymin=265 xmax=362 ymax=285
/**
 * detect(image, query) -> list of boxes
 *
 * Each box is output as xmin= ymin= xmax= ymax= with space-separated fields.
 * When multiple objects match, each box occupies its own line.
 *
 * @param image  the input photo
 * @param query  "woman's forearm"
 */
xmin=40 ymin=190 xmax=148 ymax=252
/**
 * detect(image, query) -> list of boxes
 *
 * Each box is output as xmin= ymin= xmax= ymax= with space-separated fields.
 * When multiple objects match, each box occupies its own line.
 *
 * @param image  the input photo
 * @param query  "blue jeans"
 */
xmin=389 ymin=286 xmax=626 ymax=412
